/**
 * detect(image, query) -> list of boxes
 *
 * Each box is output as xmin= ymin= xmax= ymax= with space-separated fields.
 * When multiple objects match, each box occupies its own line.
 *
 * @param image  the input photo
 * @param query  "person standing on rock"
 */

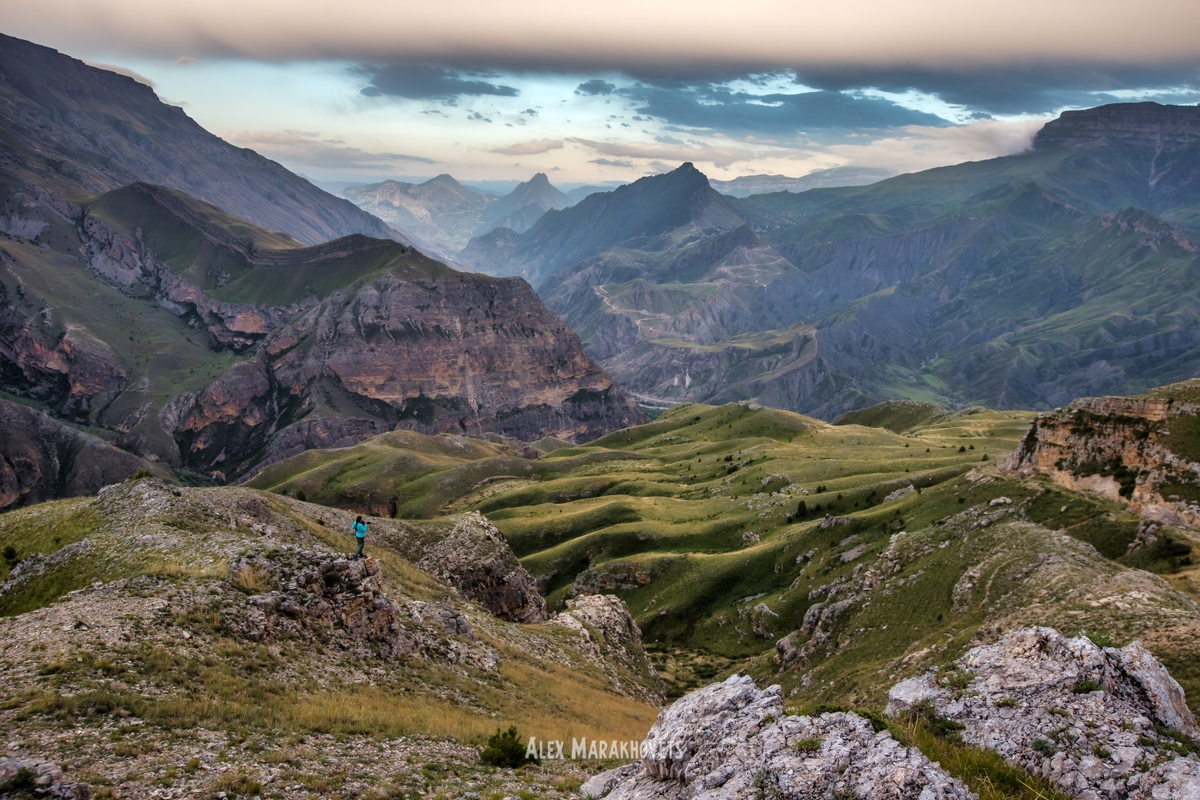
xmin=352 ymin=516 xmax=369 ymax=559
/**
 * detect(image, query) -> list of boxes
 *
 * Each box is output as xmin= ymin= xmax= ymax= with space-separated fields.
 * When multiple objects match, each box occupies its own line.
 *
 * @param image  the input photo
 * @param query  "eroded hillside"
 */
xmin=0 ymin=479 xmax=663 ymax=798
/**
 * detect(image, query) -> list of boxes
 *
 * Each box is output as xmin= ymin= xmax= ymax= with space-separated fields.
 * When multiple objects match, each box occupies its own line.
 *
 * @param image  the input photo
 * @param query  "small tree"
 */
xmin=480 ymin=726 xmax=538 ymax=768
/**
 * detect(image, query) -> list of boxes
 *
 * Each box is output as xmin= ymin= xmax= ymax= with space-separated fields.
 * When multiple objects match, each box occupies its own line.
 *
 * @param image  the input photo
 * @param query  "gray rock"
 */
xmin=417 ymin=512 xmax=547 ymax=623
xmin=0 ymin=756 xmax=89 ymax=798
xmin=886 ymin=627 xmax=1200 ymax=800
xmin=591 ymin=674 xmax=974 ymax=799
xmin=553 ymin=594 xmax=665 ymax=704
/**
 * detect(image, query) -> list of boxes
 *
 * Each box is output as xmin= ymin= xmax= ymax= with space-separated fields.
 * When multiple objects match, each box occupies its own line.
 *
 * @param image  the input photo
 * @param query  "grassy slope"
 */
xmin=0 ymin=483 xmax=659 ymax=751
xmin=247 ymin=402 xmax=1200 ymax=716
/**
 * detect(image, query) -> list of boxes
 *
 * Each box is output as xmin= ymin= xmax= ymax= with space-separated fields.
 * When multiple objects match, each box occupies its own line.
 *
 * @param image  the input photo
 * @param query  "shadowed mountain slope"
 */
xmin=459 ymin=163 xmax=749 ymax=287
xmin=1 ymin=179 xmax=645 ymax=487
xmin=0 ymin=33 xmax=409 ymax=247
xmin=464 ymin=104 xmax=1200 ymax=421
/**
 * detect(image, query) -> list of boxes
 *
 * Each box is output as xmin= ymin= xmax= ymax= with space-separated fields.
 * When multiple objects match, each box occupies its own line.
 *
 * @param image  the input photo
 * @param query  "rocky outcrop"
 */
xmin=887 ymin=627 xmax=1200 ymax=800
xmin=221 ymin=552 xmax=500 ymax=671
xmin=0 ymin=398 xmax=158 ymax=511
xmin=1004 ymin=383 xmax=1200 ymax=527
xmin=416 ymin=512 xmax=548 ymax=623
xmin=231 ymin=556 xmax=419 ymax=658
xmin=553 ymin=594 xmax=665 ymax=704
xmin=0 ymin=756 xmax=89 ymax=799
xmin=582 ymin=674 xmax=973 ymax=800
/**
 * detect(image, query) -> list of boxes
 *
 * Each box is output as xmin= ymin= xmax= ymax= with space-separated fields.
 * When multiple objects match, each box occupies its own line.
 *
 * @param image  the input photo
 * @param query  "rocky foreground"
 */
xmin=585 ymin=628 xmax=1200 ymax=800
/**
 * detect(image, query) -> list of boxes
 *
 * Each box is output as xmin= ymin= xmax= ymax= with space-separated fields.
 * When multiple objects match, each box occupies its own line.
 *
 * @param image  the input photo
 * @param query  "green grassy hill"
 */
xmin=249 ymin=400 xmax=1200 ymax=710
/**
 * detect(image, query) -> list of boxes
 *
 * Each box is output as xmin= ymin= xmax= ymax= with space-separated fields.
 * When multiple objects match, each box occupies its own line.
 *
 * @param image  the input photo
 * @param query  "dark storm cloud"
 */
xmin=620 ymin=83 xmax=949 ymax=134
xmin=794 ymin=63 xmax=1200 ymax=116
xmin=357 ymin=64 xmax=519 ymax=101
xmin=576 ymin=79 xmax=617 ymax=96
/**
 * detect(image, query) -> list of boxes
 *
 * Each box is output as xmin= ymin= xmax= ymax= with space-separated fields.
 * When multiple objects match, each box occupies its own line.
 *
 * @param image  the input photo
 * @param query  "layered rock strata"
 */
xmin=1004 ymin=384 xmax=1200 ymax=527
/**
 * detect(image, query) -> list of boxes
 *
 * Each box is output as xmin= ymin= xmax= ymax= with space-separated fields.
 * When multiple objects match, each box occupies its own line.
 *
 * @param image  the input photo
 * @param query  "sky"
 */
xmin=7 ymin=0 xmax=1200 ymax=187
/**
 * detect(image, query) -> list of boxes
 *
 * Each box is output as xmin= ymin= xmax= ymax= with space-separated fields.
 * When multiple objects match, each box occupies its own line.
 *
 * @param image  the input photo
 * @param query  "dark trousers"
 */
xmin=354 ymin=537 xmax=365 ymax=559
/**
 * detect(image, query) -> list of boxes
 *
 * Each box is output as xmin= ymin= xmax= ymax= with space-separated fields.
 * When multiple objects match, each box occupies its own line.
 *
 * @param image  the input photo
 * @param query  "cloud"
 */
xmin=223 ymin=129 xmax=437 ymax=169
xmin=591 ymin=158 xmax=634 ymax=168
xmin=796 ymin=63 xmax=1200 ymax=116
xmin=817 ymin=118 xmax=1045 ymax=174
xmin=491 ymin=138 xmax=564 ymax=155
xmin=621 ymin=83 xmax=949 ymax=134
xmin=13 ymin=1 xmax=1200 ymax=81
xmin=571 ymin=137 xmax=755 ymax=168
xmin=576 ymin=79 xmax=616 ymax=96
xmin=357 ymin=64 xmax=518 ymax=100
xmin=84 ymin=60 xmax=156 ymax=87
xmin=468 ymin=111 xmax=493 ymax=122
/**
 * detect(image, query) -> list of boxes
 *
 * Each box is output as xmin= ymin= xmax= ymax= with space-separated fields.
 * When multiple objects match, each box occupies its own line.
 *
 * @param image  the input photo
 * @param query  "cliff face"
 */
xmin=168 ymin=264 xmax=644 ymax=480
xmin=1004 ymin=381 xmax=1200 ymax=527
xmin=1034 ymin=102 xmax=1200 ymax=152
xmin=0 ymin=180 xmax=645 ymax=487
xmin=0 ymin=399 xmax=159 ymax=511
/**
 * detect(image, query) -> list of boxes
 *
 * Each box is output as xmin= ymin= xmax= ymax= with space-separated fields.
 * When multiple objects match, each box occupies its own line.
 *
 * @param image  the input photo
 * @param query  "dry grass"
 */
xmin=229 ymin=563 xmax=273 ymax=594
xmin=146 ymin=558 xmax=228 ymax=579
xmin=889 ymin=716 xmax=1070 ymax=800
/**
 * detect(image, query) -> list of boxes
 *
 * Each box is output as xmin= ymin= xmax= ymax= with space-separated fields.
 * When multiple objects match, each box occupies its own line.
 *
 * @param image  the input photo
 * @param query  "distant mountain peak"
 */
xmin=527 ymin=172 xmax=551 ymax=185
xmin=425 ymin=173 xmax=468 ymax=188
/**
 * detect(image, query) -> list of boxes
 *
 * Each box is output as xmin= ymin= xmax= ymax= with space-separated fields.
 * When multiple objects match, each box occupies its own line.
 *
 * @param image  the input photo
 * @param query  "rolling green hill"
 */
xmin=249 ymin=398 xmax=1200 ymax=708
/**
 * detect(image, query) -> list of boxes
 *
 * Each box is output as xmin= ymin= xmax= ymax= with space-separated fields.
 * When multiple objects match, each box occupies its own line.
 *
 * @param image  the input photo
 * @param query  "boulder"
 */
xmin=586 ymin=674 xmax=973 ymax=800
xmin=0 ymin=756 xmax=89 ymax=798
xmin=417 ymin=512 xmax=547 ymax=623
xmin=553 ymin=594 xmax=665 ymax=704
xmin=886 ymin=627 xmax=1200 ymax=799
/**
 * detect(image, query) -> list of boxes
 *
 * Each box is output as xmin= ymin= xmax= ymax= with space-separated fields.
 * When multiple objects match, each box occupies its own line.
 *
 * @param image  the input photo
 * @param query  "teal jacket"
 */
xmin=353 ymin=521 xmax=368 ymax=538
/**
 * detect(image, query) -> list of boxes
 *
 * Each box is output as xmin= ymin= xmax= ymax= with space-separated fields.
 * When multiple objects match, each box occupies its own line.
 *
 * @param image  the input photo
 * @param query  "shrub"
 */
xmin=793 ymin=737 xmax=823 ymax=754
xmin=2 ymin=545 xmax=18 ymax=567
xmin=0 ymin=767 xmax=37 ymax=793
xmin=480 ymin=726 xmax=537 ymax=768
xmin=294 ymin=488 xmax=307 ymax=502
xmin=994 ymin=697 xmax=1018 ymax=709
xmin=1081 ymin=630 xmax=1118 ymax=648
xmin=1073 ymin=679 xmax=1102 ymax=694
xmin=131 ymin=468 xmax=155 ymax=480
xmin=1031 ymin=738 xmax=1057 ymax=757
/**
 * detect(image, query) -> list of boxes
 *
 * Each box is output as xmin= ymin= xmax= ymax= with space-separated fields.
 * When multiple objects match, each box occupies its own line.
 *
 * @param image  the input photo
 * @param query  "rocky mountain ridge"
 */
xmin=464 ymin=104 xmax=1200 ymax=420
xmin=0 ymin=33 xmax=409 ymax=248
xmin=0 ymin=37 xmax=647 ymax=499
xmin=342 ymin=172 xmax=574 ymax=259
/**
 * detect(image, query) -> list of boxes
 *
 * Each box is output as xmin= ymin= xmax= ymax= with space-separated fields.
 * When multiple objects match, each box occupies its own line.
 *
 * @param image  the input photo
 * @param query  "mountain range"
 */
xmin=0 ymin=33 xmax=644 ymax=507
xmin=707 ymin=166 xmax=893 ymax=197
xmin=341 ymin=172 xmax=575 ymax=259
xmin=460 ymin=102 xmax=1200 ymax=420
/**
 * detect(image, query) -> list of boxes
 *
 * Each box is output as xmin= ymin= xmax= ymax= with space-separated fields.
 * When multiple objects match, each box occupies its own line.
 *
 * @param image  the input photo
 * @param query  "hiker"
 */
xmin=352 ymin=515 xmax=369 ymax=559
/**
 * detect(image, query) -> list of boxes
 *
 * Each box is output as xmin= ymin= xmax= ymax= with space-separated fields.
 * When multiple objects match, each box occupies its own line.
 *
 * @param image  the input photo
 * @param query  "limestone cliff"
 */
xmin=1004 ymin=381 xmax=1200 ymax=528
